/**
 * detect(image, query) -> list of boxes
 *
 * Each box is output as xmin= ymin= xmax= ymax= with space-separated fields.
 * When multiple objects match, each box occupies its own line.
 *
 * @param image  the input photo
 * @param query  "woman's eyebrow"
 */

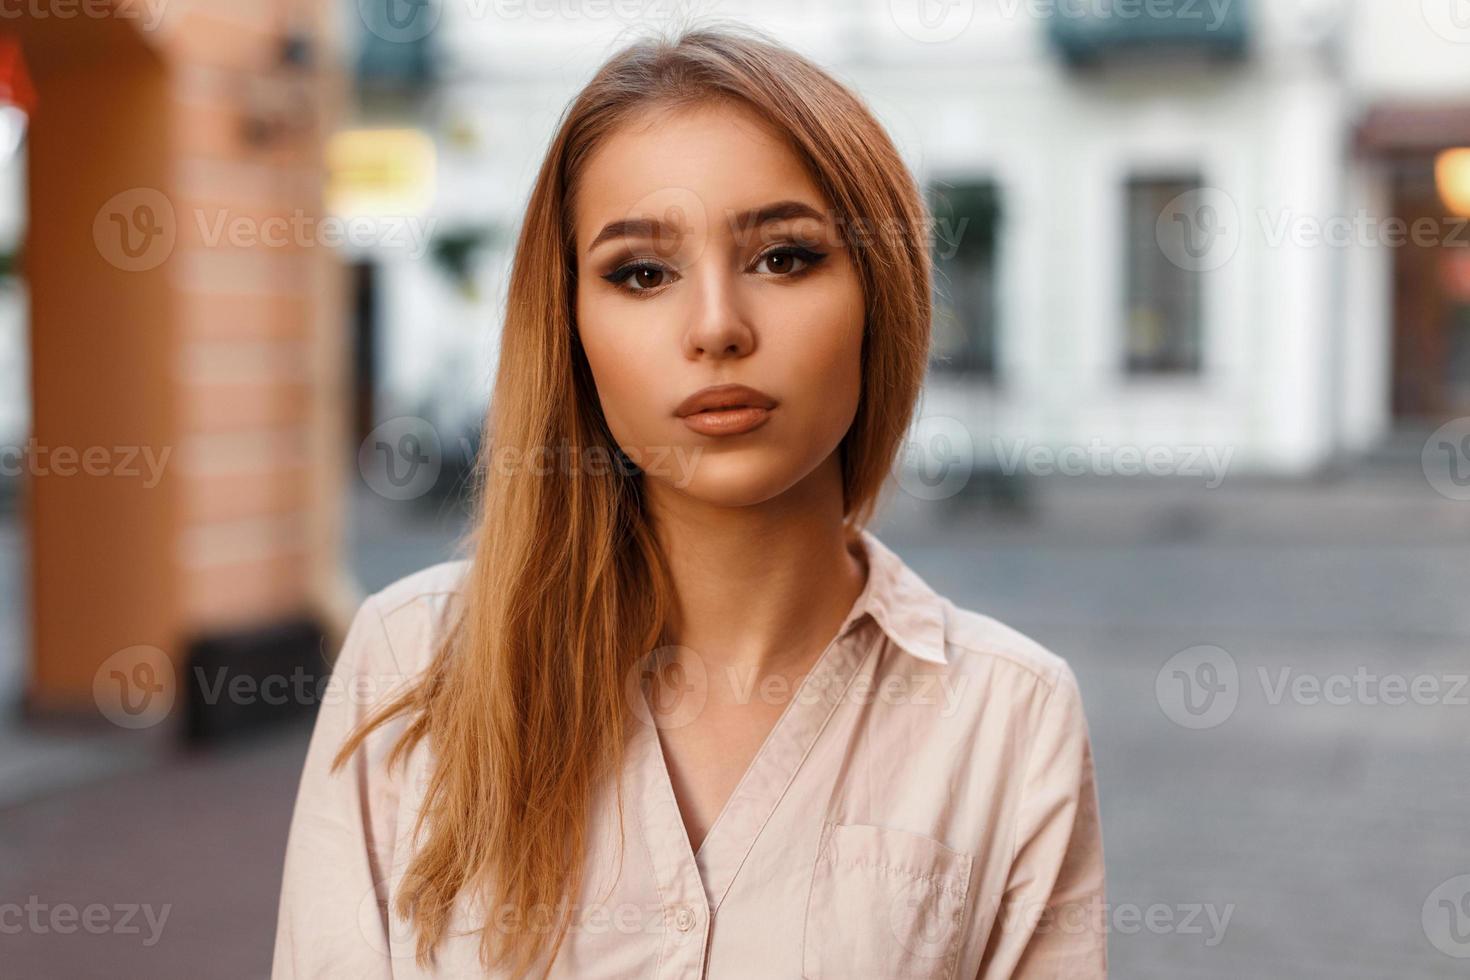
xmin=725 ymin=199 xmax=826 ymax=232
xmin=585 ymin=199 xmax=828 ymax=254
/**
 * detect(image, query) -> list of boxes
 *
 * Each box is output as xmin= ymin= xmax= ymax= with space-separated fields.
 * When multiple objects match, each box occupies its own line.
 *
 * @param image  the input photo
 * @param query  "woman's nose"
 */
xmin=681 ymin=264 xmax=756 ymax=360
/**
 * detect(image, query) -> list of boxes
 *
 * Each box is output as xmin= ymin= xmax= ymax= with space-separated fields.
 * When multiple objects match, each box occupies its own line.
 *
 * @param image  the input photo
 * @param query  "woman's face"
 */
xmin=572 ymin=101 xmax=865 ymax=510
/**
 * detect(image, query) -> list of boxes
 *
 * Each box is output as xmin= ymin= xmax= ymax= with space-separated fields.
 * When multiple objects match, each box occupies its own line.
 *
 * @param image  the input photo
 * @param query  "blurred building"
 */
xmin=339 ymin=0 xmax=1470 ymax=479
xmin=6 ymin=3 xmax=352 ymax=728
xmin=5 ymin=0 xmax=1470 ymax=728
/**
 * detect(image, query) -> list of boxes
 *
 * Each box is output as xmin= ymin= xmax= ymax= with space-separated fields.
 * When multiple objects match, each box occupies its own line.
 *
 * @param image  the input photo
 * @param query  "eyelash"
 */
xmin=601 ymin=244 xmax=828 ymax=296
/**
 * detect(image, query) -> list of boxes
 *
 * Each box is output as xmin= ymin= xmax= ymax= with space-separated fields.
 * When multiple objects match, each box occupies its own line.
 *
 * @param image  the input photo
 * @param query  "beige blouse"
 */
xmin=272 ymin=528 xmax=1107 ymax=978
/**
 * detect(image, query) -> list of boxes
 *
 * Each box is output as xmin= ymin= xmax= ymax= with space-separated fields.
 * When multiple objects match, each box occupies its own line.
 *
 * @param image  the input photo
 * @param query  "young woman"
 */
xmin=273 ymin=24 xmax=1105 ymax=980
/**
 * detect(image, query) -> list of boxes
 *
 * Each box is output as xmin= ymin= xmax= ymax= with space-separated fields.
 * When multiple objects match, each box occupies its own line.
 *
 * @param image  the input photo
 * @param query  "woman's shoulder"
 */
xmin=937 ymin=596 xmax=1076 ymax=695
xmin=369 ymin=558 xmax=472 ymax=617
xmin=346 ymin=559 xmax=472 ymax=677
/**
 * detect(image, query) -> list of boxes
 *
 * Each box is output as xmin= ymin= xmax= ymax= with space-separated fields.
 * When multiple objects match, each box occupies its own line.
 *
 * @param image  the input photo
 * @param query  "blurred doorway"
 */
xmin=1359 ymin=104 xmax=1470 ymax=426
xmin=1388 ymin=163 xmax=1470 ymax=421
xmin=350 ymin=260 xmax=379 ymax=447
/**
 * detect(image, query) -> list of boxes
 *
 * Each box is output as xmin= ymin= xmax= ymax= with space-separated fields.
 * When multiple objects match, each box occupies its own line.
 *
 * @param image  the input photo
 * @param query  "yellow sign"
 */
xmin=326 ymin=128 xmax=436 ymax=217
xmin=1436 ymin=148 xmax=1470 ymax=220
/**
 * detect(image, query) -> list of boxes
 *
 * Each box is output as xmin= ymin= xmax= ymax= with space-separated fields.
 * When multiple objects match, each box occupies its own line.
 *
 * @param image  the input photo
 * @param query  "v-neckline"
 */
xmin=628 ymin=531 xmax=883 ymax=913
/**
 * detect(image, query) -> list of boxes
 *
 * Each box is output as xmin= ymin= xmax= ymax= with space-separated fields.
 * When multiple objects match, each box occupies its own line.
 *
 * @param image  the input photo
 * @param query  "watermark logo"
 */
xmin=93 ymin=188 xmax=176 ymax=272
xmin=1158 ymin=645 xmax=1469 ymax=728
xmin=0 ymin=441 xmax=171 ymax=487
xmin=358 ymin=0 xmax=441 ymax=43
xmin=889 ymin=875 xmax=964 ymax=961
xmin=626 ymin=644 xmax=709 ymax=732
xmin=93 ymin=645 xmax=175 ymax=729
xmin=993 ymin=437 xmax=1233 ymax=487
xmin=1156 ymin=644 xmax=1238 ymax=729
xmin=1423 ymin=0 xmax=1470 ymax=44
xmin=359 ymin=416 xmax=443 ymax=501
xmin=996 ymin=0 xmax=1237 ymax=33
xmin=889 ymin=0 xmax=975 ymax=44
xmin=896 ymin=415 xmax=975 ymax=501
xmin=1423 ymin=874 xmax=1470 ymax=958
xmin=1155 ymin=187 xmax=1240 ymax=273
xmin=357 ymin=873 xmax=429 ymax=958
xmin=1422 ymin=417 xmax=1470 ymax=501
xmin=0 ymin=0 xmax=171 ymax=32
xmin=0 ymin=897 xmax=171 ymax=946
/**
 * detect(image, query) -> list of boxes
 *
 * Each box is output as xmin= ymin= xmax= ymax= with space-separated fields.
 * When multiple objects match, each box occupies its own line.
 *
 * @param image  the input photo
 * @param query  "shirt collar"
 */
xmin=840 ymin=527 xmax=949 ymax=666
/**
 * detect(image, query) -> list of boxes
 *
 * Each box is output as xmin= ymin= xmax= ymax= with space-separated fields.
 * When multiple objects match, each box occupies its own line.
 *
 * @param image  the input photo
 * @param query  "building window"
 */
xmin=928 ymin=180 xmax=1002 ymax=378
xmin=1125 ymin=176 xmax=1204 ymax=375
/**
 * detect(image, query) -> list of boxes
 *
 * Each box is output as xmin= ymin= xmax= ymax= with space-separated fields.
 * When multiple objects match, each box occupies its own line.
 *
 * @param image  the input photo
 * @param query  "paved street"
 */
xmin=2 ymin=464 xmax=1468 ymax=978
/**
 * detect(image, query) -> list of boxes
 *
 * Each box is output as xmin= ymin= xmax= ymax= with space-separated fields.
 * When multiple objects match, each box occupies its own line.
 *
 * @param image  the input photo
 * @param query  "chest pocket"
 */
xmin=801 ymin=820 xmax=973 ymax=979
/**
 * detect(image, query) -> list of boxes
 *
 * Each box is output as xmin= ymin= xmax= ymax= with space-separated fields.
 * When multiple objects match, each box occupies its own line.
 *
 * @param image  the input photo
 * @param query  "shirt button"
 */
xmin=674 ymin=905 xmax=696 ymax=932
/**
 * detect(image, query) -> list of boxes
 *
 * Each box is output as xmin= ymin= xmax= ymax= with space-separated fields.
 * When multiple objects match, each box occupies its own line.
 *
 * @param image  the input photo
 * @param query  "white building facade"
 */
xmin=339 ymin=0 xmax=1470 ymax=478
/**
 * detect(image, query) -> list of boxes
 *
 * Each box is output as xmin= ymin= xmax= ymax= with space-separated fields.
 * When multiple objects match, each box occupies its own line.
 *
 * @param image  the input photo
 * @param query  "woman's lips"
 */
xmin=674 ymin=382 xmax=778 ymax=436
xmin=679 ymin=405 xmax=773 ymax=436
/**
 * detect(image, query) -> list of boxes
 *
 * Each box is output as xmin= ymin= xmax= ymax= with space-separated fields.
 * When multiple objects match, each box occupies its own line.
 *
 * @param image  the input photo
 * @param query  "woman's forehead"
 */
xmin=573 ymin=104 xmax=829 ymax=251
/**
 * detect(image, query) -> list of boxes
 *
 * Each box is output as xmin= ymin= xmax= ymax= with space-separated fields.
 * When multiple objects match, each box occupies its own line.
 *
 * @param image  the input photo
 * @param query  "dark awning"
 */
xmin=1355 ymin=103 xmax=1470 ymax=157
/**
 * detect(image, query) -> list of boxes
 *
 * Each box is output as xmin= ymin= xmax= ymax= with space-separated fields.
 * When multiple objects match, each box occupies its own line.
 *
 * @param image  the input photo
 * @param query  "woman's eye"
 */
xmin=604 ymin=262 xmax=673 ymax=293
xmin=754 ymin=245 xmax=826 ymax=277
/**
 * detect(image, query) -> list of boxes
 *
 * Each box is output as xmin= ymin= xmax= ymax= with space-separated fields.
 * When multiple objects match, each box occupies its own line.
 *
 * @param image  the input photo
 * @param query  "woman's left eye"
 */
xmin=753 ymin=245 xmax=826 ymax=277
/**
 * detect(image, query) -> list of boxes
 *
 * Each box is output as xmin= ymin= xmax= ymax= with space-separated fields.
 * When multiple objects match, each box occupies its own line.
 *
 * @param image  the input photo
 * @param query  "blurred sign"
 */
xmin=1047 ymin=0 xmax=1250 ymax=67
xmin=0 ymin=37 xmax=34 ymax=115
xmin=326 ymin=128 xmax=435 ymax=218
xmin=1436 ymin=148 xmax=1470 ymax=220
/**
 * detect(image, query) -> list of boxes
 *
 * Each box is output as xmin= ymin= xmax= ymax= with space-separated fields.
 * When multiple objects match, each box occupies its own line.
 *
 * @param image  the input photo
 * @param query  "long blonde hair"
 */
xmin=333 ymin=22 xmax=934 ymax=976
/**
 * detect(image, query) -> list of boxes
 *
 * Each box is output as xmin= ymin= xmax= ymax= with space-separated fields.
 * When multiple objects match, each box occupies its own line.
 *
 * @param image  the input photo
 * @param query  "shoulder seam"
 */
xmin=944 ymin=637 xmax=1064 ymax=691
xmin=358 ymin=591 xmax=404 ymax=676
xmin=373 ymin=586 xmax=464 ymax=621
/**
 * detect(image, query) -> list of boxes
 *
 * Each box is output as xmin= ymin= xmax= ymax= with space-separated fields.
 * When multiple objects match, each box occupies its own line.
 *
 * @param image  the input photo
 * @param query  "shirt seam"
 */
xmin=1002 ymin=670 xmax=1063 ymax=877
xmin=360 ymin=590 xmax=406 ymax=676
xmin=374 ymin=586 xmax=464 ymax=623
xmin=943 ymin=639 xmax=1064 ymax=691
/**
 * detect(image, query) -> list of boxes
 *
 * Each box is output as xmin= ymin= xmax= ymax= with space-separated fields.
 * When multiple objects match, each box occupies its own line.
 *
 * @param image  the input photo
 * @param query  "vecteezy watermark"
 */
xmin=356 ymin=0 xmax=441 ymax=43
xmin=888 ymin=0 xmax=975 ymax=44
xmin=887 ymin=862 xmax=969 ymax=961
xmin=994 ymin=437 xmax=1234 ymax=488
xmin=1157 ymin=643 xmax=1470 ymax=729
xmin=1156 ymin=644 xmax=1239 ymax=730
xmin=486 ymin=442 xmax=701 ymax=488
xmin=94 ymin=188 xmax=435 ymax=272
xmin=0 ymin=0 xmax=171 ymax=32
xmin=1257 ymin=210 xmax=1470 ymax=251
xmin=356 ymin=0 xmax=679 ymax=44
xmin=996 ymin=0 xmax=1238 ymax=32
xmin=358 ymin=416 xmax=444 ymax=501
xmin=93 ymin=188 xmax=176 ymax=272
xmin=359 ymin=416 xmax=709 ymax=502
xmin=895 ymin=415 xmax=976 ymax=501
xmin=192 ymin=208 xmax=437 ymax=259
xmin=93 ymin=645 xmax=175 ymax=730
xmin=1422 ymin=417 xmax=1470 ymax=501
xmin=1424 ymin=874 xmax=1470 ymax=958
xmin=189 ymin=665 xmax=412 ymax=713
xmin=985 ymin=894 xmax=1234 ymax=947
xmin=626 ymin=644 xmax=971 ymax=733
xmin=1258 ymin=666 xmax=1469 ymax=708
xmin=1154 ymin=186 xmax=1470 ymax=273
xmin=0 ymin=440 xmax=171 ymax=488
xmin=1155 ymin=186 xmax=1242 ymax=273
xmin=728 ymin=665 xmax=971 ymax=718
xmin=626 ymin=644 xmax=710 ymax=732
xmin=1422 ymin=0 xmax=1470 ymax=45
xmin=0 ymin=897 xmax=171 ymax=946
xmin=479 ymin=0 xmax=675 ymax=24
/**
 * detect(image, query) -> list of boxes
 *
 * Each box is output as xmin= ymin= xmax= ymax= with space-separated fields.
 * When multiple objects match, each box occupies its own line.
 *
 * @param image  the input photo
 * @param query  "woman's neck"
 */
xmin=645 ymin=454 xmax=868 ymax=688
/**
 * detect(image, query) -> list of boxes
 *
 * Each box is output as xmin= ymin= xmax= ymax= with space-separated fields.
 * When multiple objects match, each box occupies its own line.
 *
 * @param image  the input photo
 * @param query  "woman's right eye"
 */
xmin=603 ymin=262 xmax=674 ymax=294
